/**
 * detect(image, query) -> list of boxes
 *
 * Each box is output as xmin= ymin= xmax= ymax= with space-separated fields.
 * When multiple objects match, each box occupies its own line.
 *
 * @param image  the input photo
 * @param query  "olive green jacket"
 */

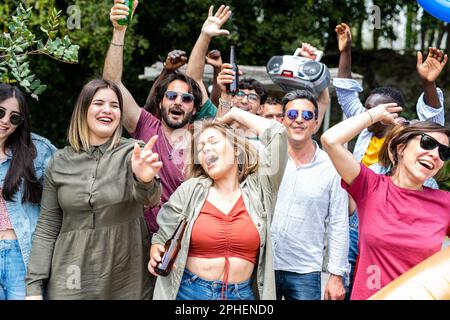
xmin=152 ymin=122 xmax=287 ymax=300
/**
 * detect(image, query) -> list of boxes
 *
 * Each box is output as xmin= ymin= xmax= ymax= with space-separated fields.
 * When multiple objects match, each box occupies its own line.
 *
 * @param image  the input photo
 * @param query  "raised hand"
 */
xmin=164 ymin=50 xmax=188 ymax=71
xmin=335 ymin=23 xmax=352 ymax=53
xmin=417 ymin=47 xmax=448 ymax=83
xmin=131 ymin=135 xmax=162 ymax=183
xmin=368 ymin=103 xmax=403 ymax=126
xmin=201 ymin=5 xmax=232 ymax=38
xmin=217 ymin=63 xmax=243 ymax=93
xmin=110 ymin=0 xmax=139 ymax=31
xmin=298 ymin=42 xmax=318 ymax=60
xmin=205 ymin=49 xmax=223 ymax=69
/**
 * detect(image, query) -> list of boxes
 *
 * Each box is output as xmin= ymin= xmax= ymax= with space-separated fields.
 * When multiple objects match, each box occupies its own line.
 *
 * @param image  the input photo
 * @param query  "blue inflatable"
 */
xmin=418 ymin=0 xmax=450 ymax=22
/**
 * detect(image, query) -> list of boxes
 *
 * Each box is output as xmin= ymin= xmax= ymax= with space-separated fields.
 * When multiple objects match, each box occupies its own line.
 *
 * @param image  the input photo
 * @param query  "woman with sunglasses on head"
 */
xmin=149 ymin=107 xmax=287 ymax=300
xmin=321 ymin=102 xmax=450 ymax=300
xmin=25 ymin=79 xmax=162 ymax=300
xmin=0 ymin=84 xmax=56 ymax=300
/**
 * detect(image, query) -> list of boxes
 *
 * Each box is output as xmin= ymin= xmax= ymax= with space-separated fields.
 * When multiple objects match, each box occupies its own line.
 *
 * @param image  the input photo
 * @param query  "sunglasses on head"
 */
xmin=235 ymin=91 xmax=260 ymax=102
xmin=165 ymin=91 xmax=195 ymax=103
xmin=285 ymin=109 xmax=315 ymax=121
xmin=0 ymin=107 xmax=24 ymax=126
xmin=419 ymin=133 xmax=450 ymax=161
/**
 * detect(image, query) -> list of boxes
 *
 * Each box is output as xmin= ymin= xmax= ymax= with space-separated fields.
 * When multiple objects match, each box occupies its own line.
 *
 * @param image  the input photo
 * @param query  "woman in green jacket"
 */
xmin=26 ymin=79 xmax=162 ymax=299
xmin=149 ymin=107 xmax=287 ymax=300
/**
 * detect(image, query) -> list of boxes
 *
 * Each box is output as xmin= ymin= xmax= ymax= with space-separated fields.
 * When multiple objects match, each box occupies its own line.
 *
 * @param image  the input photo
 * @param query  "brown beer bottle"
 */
xmin=227 ymin=45 xmax=239 ymax=96
xmin=154 ymin=218 xmax=188 ymax=276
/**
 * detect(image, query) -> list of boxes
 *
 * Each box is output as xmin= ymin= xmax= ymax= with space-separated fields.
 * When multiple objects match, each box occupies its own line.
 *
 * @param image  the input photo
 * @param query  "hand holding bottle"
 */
xmin=110 ymin=0 xmax=139 ymax=31
xmin=148 ymin=244 xmax=166 ymax=276
xmin=217 ymin=63 xmax=244 ymax=94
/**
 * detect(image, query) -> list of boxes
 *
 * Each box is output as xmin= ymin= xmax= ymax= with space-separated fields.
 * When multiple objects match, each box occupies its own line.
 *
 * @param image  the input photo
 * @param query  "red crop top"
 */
xmin=188 ymin=196 xmax=260 ymax=299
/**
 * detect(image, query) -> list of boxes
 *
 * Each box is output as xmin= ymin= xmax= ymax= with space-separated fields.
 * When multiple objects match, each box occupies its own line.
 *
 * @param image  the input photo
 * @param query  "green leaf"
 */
xmin=34 ymin=84 xmax=47 ymax=95
xmin=55 ymin=46 xmax=65 ymax=58
xmin=63 ymin=35 xmax=71 ymax=47
xmin=30 ymin=79 xmax=41 ymax=90
xmin=14 ymin=46 xmax=24 ymax=53
xmin=25 ymin=74 xmax=35 ymax=82
xmin=49 ymin=31 xmax=58 ymax=39
xmin=20 ymin=69 xmax=30 ymax=77
xmin=20 ymin=79 xmax=30 ymax=87
xmin=40 ymin=26 xmax=49 ymax=35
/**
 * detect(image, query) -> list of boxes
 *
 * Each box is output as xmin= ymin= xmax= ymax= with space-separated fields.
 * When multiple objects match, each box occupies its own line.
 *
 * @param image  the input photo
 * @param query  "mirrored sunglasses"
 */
xmin=165 ymin=91 xmax=195 ymax=103
xmin=285 ymin=109 xmax=315 ymax=121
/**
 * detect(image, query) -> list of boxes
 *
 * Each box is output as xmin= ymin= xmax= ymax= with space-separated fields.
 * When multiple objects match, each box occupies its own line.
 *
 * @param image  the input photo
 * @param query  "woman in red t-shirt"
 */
xmin=321 ymin=102 xmax=450 ymax=300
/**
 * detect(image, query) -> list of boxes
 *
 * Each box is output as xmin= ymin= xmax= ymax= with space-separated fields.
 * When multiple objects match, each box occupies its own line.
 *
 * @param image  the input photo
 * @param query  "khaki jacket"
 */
xmin=152 ymin=122 xmax=287 ymax=300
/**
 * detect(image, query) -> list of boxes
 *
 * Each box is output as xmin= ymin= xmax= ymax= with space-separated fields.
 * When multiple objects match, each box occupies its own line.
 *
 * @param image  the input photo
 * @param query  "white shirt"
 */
xmin=271 ymin=142 xmax=349 ymax=276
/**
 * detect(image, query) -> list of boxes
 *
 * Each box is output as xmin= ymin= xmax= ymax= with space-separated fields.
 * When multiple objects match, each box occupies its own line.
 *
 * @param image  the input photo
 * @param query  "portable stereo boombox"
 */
xmin=266 ymin=49 xmax=330 ymax=96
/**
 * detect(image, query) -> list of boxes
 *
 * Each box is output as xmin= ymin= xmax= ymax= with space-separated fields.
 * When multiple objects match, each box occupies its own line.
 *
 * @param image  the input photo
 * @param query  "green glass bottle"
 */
xmin=118 ymin=0 xmax=134 ymax=26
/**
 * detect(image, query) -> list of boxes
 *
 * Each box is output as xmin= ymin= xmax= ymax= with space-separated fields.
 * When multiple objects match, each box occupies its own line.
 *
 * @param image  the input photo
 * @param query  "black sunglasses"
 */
xmin=419 ymin=133 xmax=450 ymax=162
xmin=0 ymin=107 xmax=24 ymax=126
xmin=285 ymin=109 xmax=315 ymax=121
xmin=235 ymin=91 xmax=260 ymax=102
xmin=165 ymin=91 xmax=195 ymax=103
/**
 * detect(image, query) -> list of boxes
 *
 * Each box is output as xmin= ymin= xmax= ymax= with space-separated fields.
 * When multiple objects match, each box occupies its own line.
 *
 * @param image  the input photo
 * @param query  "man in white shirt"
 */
xmin=271 ymin=89 xmax=349 ymax=300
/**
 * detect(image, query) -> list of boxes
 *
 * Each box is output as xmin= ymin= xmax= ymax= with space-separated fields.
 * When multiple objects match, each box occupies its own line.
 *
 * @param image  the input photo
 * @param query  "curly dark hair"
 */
xmin=370 ymin=87 xmax=406 ymax=107
xmin=239 ymin=78 xmax=267 ymax=104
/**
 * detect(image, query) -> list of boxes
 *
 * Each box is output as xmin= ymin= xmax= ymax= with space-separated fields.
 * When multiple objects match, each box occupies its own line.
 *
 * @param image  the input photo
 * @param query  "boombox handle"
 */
xmin=293 ymin=48 xmax=324 ymax=62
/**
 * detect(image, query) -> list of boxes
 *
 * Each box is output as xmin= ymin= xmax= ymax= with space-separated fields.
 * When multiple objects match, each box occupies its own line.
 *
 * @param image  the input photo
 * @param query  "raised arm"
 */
xmin=103 ymin=0 xmax=142 ymax=133
xmin=221 ymin=106 xmax=273 ymax=137
xmin=316 ymin=87 xmax=330 ymax=131
xmin=335 ymin=23 xmax=352 ymax=79
xmin=222 ymin=107 xmax=288 ymax=190
xmin=206 ymin=49 xmax=223 ymax=107
xmin=186 ymin=5 xmax=231 ymax=105
xmin=321 ymin=103 xmax=402 ymax=185
xmin=416 ymin=47 xmax=448 ymax=109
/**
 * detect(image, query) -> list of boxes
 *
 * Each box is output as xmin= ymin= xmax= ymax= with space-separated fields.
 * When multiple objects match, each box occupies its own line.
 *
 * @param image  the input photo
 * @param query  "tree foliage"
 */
xmin=0 ymin=3 xmax=79 ymax=99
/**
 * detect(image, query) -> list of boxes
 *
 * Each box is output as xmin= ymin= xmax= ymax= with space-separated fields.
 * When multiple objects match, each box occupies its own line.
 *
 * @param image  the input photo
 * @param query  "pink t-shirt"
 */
xmin=131 ymin=109 xmax=186 ymax=233
xmin=342 ymin=164 xmax=450 ymax=300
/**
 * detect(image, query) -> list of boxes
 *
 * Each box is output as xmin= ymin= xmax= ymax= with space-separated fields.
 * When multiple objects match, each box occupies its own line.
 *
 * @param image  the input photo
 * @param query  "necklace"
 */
xmin=162 ymin=132 xmax=177 ymax=160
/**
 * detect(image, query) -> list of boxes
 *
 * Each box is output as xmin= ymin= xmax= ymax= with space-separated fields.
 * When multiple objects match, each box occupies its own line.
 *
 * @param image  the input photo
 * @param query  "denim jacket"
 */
xmin=1 ymin=133 xmax=56 ymax=267
xmin=152 ymin=122 xmax=288 ymax=300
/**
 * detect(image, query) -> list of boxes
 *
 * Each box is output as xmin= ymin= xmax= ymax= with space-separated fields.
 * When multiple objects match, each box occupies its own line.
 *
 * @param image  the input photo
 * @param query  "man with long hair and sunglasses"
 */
xmin=270 ymin=89 xmax=349 ymax=300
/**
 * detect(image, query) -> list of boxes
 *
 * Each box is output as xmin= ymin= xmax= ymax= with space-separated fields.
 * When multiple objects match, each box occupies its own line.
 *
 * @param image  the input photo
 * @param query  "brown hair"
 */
xmin=379 ymin=121 xmax=450 ymax=175
xmin=68 ymin=79 xmax=123 ymax=152
xmin=185 ymin=120 xmax=259 ymax=182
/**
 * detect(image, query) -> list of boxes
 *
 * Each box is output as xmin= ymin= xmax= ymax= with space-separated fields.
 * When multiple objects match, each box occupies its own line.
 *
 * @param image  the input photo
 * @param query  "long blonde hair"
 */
xmin=68 ymin=79 xmax=123 ymax=152
xmin=185 ymin=120 xmax=259 ymax=182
